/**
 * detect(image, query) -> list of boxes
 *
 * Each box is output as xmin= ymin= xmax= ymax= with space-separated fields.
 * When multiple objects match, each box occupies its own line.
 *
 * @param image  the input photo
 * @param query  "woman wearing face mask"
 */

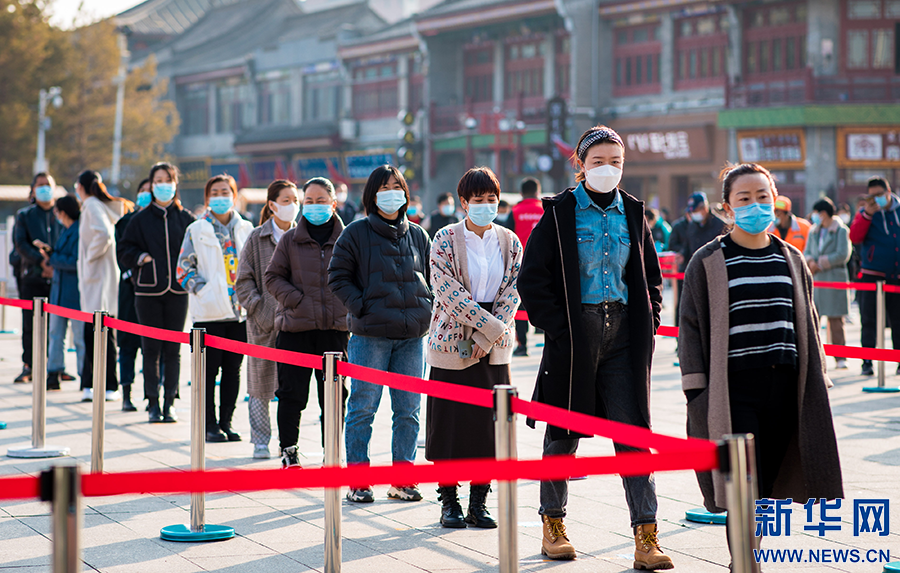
xmin=120 ymin=163 xmax=196 ymax=422
xmin=426 ymin=167 xmax=522 ymax=529
xmin=264 ymin=177 xmax=349 ymax=469
xmin=177 ymin=175 xmax=254 ymax=442
xmin=679 ymin=163 xmax=843 ymax=565
xmin=44 ymin=195 xmax=85 ymax=392
xmin=235 ymin=179 xmax=299 ymax=460
xmin=804 ymin=197 xmax=852 ymax=371
xmin=113 ymin=177 xmax=151 ymax=411
xmin=518 ymin=126 xmax=670 ymax=569
xmin=328 ymin=165 xmax=433 ymax=504
xmin=75 ymin=170 xmax=132 ymax=403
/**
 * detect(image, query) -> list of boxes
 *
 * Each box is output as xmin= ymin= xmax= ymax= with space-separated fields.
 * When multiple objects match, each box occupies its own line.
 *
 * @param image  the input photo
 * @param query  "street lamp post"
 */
xmin=110 ymin=33 xmax=130 ymax=194
xmin=34 ymin=87 xmax=63 ymax=175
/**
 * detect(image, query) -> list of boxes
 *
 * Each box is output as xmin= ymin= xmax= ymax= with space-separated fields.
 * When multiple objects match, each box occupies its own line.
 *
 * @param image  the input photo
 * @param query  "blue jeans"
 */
xmin=48 ymin=314 xmax=85 ymax=376
xmin=345 ymin=335 xmax=424 ymax=466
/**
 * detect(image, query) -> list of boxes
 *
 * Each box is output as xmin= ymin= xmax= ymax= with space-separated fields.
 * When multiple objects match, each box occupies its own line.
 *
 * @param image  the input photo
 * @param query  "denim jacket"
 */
xmin=573 ymin=183 xmax=630 ymax=304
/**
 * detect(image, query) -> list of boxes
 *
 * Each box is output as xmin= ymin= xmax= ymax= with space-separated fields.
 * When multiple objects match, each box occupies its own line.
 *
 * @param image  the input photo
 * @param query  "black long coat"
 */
xmin=518 ymin=188 xmax=662 ymax=441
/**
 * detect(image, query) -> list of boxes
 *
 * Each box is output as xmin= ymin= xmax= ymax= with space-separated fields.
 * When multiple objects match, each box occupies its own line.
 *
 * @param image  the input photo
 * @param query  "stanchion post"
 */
xmin=46 ymin=464 xmax=82 ymax=573
xmin=7 ymin=298 xmax=69 ymax=458
xmin=876 ymin=280 xmax=886 ymax=388
xmin=723 ymin=434 xmax=760 ymax=573
xmin=0 ymin=280 xmax=7 ymax=332
xmin=323 ymin=352 xmax=343 ymax=573
xmin=160 ymin=328 xmax=234 ymax=542
xmin=494 ymin=385 xmax=518 ymax=573
xmin=90 ymin=311 xmax=108 ymax=474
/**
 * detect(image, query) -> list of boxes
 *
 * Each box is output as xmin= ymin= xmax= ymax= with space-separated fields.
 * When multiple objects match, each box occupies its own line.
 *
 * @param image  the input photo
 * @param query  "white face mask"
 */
xmin=839 ymin=213 xmax=851 ymax=225
xmin=271 ymin=202 xmax=299 ymax=223
xmin=584 ymin=164 xmax=622 ymax=194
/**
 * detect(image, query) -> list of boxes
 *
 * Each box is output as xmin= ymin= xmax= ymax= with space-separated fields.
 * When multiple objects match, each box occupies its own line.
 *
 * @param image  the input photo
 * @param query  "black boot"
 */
xmin=121 ymin=385 xmax=137 ymax=412
xmin=47 ymin=371 xmax=61 ymax=391
xmin=465 ymin=484 xmax=497 ymax=528
xmin=162 ymin=396 xmax=177 ymax=423
xmin=437 ymin=485 xmax=466 ymax=528
xmin=148 ymin=397 xmax=163 ymax=423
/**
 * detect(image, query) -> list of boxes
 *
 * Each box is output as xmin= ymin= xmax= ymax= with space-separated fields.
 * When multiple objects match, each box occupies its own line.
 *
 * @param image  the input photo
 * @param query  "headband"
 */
xmin=577 ymin=128 xmax=624 ymax=161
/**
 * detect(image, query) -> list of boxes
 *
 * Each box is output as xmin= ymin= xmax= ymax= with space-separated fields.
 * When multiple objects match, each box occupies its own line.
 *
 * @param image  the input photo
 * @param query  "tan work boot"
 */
xmin=541 ymin=515 xmax=576 ymax=560
xmin=633 ymin=523 xmax=674 ymax=570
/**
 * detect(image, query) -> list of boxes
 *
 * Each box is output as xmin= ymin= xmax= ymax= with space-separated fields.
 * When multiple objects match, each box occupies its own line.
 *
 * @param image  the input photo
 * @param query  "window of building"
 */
xmin=675 ymin=12 xmax=728 ymax=89
xmin=179 ymin=83 xmax=208 ymax=136
xmin=613 ymin=23 xmax=661 ymax=96
xmin=505 ymin=38 xmax=544 ymax=101
xmin=217 ymin=81 xmax=252 ymax=133
xmin=843 ymin=0 xmax=897 ymax=71
xmin=304 ymin=70 xmax=341 ymax=121
xmin=258 ymin=78 xmax=291 ymax=126
xmin=743 ymin=2 xmax=808 ymax=78
xmin=352 ymin=62 xmax=398 ymax=119
xmin=464 ymin=45 xmax=494 ymax=103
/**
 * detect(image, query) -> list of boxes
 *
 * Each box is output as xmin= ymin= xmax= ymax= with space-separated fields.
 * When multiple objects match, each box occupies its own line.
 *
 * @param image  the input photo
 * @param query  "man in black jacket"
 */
xmin=518 ymin=127 xmax=671 ymax=570
xmin=14 ymin=173 xmax=61 ymax=384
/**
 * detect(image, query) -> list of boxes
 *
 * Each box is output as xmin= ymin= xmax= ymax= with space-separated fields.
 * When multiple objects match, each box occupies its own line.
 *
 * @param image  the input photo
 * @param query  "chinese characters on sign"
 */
xmin=754 ymin=498 xmax=890 ymax=537
xmin=838 ymin=127 xmax=900 ymax=167
xmin=739 ymin=132 xmax=804 ymax=164
xmin=626 ymin=131 xmax=691 ymax=159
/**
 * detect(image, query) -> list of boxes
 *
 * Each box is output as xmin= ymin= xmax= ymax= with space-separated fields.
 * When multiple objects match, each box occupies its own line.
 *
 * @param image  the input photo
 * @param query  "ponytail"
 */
xmin=77 ymin=169 xmax=134 ymax=213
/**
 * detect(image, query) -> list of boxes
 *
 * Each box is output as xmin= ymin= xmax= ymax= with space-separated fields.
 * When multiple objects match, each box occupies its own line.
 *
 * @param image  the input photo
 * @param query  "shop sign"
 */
xmin=838 ymin=127 xmax=900 ymax=167
xmin=345 ymin=150 xmax=395 ymax=181
xmin=294 ymin=155 xmax=342 ymax=180
xmin=736 ymin=129 xmax=806 ymax=170
xmin=622 ymin=126 xmax=711 ymax=162
xmin=177 ymin=158 xmax=210 ymax=190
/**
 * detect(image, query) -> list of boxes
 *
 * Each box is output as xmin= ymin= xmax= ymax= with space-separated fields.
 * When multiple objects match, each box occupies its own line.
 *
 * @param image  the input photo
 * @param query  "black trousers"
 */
xmin=515 ymin=320 xmax=528 ymax=347
xmin=81 ymin=321 xmax=119 ymax=391
xmin=136 ymin=293 xmax=189 ymax=400
xmin=20 ymin=280 xmax=51 ymax=367
xmin=195 ymin=320 xmax=246 ymax=430
xmin=728 ymin=365 xmax=798 ymax=500
xmin=857 ymin=275 xmax=900 ymax=363
xmin=275 ymin=329 xmax=349 ymax=450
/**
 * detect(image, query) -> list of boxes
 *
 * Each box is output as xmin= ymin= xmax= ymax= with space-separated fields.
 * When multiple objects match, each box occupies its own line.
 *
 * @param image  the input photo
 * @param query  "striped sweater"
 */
xmin=722 ymin=234 xmax=798 ymax=371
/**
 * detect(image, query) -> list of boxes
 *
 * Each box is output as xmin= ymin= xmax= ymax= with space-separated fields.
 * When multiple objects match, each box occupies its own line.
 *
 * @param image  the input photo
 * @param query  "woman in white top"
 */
xmin=425 ymin=166 xmax=522 ymax=529
xmin=75 ymin=170 xmax=131 ymax=402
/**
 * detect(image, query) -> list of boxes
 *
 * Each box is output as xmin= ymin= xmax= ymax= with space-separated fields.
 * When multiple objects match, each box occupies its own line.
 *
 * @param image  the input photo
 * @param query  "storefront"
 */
xmin=736 ymin=127 xmax=807 ymax=213
xmin=837 ymin=126 xmax=900 ymax=207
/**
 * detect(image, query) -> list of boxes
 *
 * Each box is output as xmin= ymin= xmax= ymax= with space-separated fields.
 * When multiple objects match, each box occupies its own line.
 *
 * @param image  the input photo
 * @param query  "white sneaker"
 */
xmin=835 ymin=359 xmax=848 ymax=370
xmin=105 ymin=390 xmax=120 ymax=401
xmin=81 ymin=388 xmax=93 ymax=402
xmin=253 ymin=444 xmax=270 ymax=459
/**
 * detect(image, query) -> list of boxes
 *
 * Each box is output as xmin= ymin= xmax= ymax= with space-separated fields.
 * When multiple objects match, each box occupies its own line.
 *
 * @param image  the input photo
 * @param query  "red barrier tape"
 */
xmin=103 ymin=317 xmax=190 ymax=345
xmin=662 ymin=273 xmax=900 ymax=293
xmin=44 ymin=303 xmax=93 ymax=323
xmin=0 ymin=297 xmax=33 ymax=310
xmin=337 ymin=362 xmax=493 ymax=408
xmin=205 ymin=334 xmax=321 ymax=370
xmin=0 ymin=448 xmax=718 ymax=501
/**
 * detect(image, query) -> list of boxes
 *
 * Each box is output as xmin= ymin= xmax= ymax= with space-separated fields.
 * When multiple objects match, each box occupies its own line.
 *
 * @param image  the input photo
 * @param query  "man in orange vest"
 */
xmin=769 ymin=196 xmax=812 ymax=252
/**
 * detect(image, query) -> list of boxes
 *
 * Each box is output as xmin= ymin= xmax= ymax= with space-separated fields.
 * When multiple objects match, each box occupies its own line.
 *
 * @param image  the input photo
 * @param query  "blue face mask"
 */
xmin=34 ymin=185 xmax=53 ymax=203
xmin=732 ymin=202 xmax=775 ymax=235
xmin=440 ymin=204 xmax=455 ymax=217
xmin=375 ymin=190 xmax=407 ymax=215
xmin=303 ymin=204 xmax=333 ymax=226
xmin=467 ymin=202 xmax=498 ymax=227
xmin=208 ymin=196 xmax=233 ymax=215
xmin=875 ymin=194 xmax=890 ymax=209
xmin=153 ymin=182 xmax=176 ymax=203
xmin=407 ymin=206 xmax=419 ymax=217
xmin=136 ymin=191 xmax=152 ymax=209
xmin=810 ymin=212 xmax=822 ymax=226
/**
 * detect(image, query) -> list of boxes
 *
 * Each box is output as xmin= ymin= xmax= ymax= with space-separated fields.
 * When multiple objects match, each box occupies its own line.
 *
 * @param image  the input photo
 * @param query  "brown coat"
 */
xmin=265 ymin=216 xmax=348 ymax=333
xmin=678 ymin=235 xmax=843 ymax=511
xmin=235 ymin=220 xmax=286 ymax=400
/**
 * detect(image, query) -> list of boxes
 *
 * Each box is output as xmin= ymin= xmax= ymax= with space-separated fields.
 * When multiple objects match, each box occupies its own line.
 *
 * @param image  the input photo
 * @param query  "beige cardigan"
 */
xmin=427 ymin=221 xmax=522 ymax=370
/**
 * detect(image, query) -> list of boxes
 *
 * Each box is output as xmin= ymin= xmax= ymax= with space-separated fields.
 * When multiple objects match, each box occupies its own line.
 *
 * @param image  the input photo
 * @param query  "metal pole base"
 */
xmin=7 ymin=445 xmax=70 ymax=458
xmin=862 ymin=386 xmax=900 ymax=393
xmin=0 ymin=422 xmax=6 ymax=430
xmin=685 ymin=508 xmax=727 ymax=525
xmin=883 ymin=562 xmax=900 ymax=572
xmin=160 ymin=524 xmax=234 ymax=542
xmin=0 ymin=329 xmax=17 ymax=334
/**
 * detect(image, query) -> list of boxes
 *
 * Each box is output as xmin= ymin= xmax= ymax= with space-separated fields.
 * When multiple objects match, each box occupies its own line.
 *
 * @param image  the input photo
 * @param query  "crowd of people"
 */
xmin=15 ymin=122 xmax=900 ymax=569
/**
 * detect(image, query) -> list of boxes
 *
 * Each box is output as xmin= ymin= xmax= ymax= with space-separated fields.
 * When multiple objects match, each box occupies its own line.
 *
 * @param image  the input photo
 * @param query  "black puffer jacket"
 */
xmin=14 ymin=204 xmax=61 ymax=287
xmin=328 ymin=213 xmax=432 ymax=339
xmin=118 ymin=202 xmax=195 ymax=296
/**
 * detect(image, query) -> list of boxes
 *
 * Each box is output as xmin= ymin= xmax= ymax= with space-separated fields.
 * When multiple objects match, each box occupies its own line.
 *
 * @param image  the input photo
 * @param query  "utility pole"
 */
xmin=34 ymin=87 xmax=63 ymax=175
xmin=110 ymin=32 xmax=130 ymax=195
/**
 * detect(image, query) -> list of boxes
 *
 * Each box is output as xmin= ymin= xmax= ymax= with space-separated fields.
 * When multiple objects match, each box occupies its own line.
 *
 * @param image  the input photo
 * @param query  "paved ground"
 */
xmin=1 ymin=288 xmax=899 ymax=572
